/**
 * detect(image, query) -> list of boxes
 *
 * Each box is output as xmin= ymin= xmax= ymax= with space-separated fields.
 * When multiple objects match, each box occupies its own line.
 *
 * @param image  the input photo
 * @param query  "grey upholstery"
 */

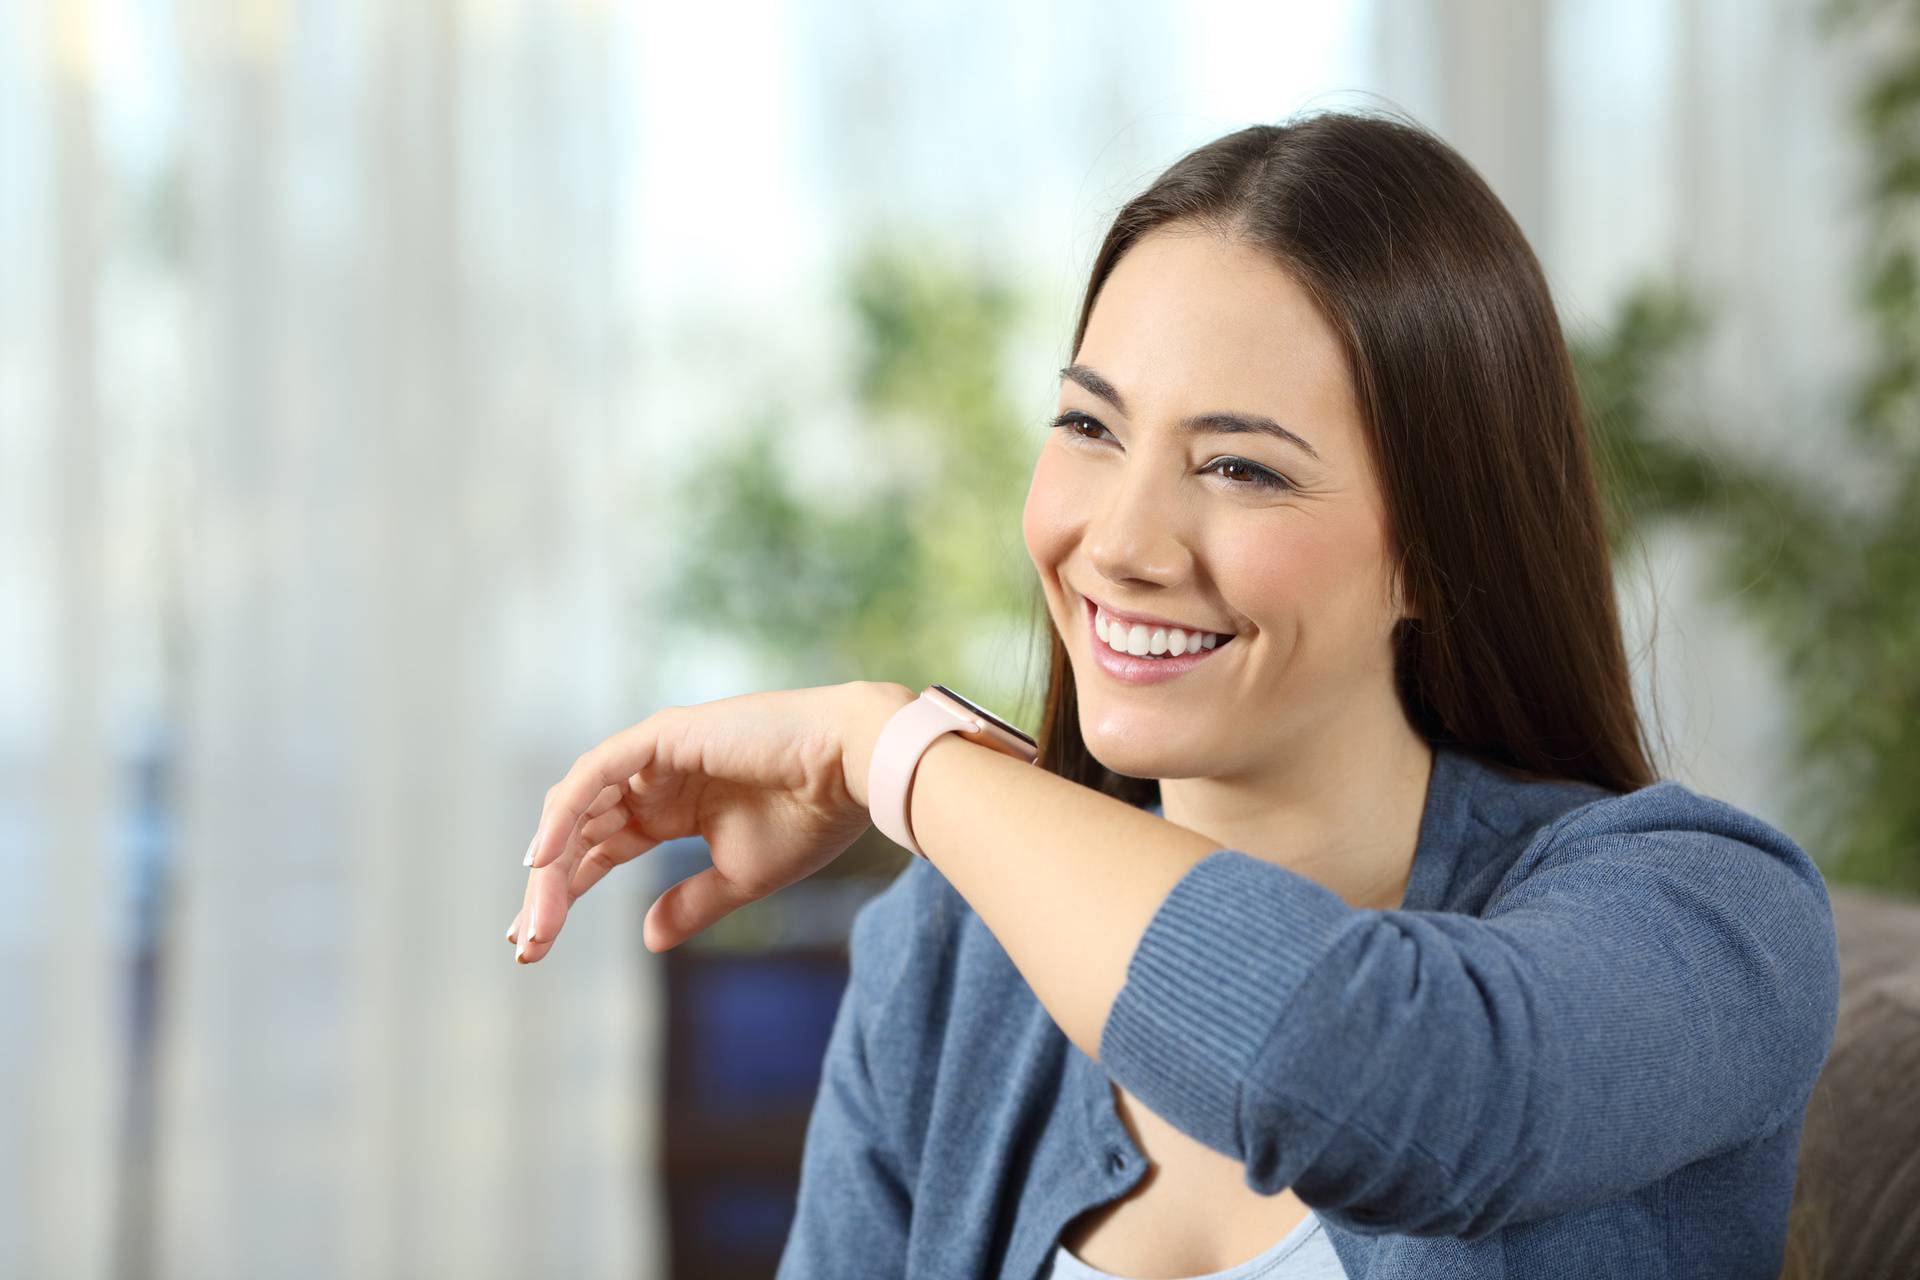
xmin=1781 ymin=884 xmax=1920 ymax=1279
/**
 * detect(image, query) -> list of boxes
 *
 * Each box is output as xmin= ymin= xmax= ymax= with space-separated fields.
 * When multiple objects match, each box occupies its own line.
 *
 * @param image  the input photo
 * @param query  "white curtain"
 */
xmin=2 ymin=3 xmax=660 ymax=1277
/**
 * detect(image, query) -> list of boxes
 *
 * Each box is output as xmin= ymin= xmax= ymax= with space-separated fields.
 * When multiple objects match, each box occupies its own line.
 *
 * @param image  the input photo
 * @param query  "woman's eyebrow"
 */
xmin=1057 ymin=363 xmax=1322 ymax=462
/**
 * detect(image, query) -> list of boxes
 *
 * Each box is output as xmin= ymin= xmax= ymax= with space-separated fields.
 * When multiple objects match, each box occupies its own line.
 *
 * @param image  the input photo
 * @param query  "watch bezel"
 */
xmin=929 ymin=683 xmax=1037 ymax=753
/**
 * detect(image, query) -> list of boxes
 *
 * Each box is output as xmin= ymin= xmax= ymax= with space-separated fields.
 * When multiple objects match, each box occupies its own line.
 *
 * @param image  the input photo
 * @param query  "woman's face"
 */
xmin=1022 ymin=225 xmax=1411 ymax=782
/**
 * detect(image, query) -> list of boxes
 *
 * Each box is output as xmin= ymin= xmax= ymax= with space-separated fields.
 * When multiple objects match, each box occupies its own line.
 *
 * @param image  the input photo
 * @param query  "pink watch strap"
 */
xmin=867 ymin=692 xmax=979 ymax=858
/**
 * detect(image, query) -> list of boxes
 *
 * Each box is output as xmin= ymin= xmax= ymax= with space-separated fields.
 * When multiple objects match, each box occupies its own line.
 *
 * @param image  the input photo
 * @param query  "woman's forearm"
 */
xmin=848 ymin=685 xmax=1221 ymax=1063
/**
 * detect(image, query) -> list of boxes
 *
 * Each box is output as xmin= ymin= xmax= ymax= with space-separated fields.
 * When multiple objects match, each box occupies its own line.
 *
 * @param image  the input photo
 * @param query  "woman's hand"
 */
xmin=507 ymin=679 xmax=915 ymax=960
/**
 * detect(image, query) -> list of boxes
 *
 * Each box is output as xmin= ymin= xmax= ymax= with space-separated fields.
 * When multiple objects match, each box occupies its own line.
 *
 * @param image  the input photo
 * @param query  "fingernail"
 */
xmin=523 ymin=835 xmax=536 ymax=867
xmin=506 ymin=916 xmax=518 ymax=943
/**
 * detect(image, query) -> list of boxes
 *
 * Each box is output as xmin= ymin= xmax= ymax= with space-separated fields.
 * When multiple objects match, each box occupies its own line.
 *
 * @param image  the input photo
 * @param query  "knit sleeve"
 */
xmin=776 ymin=867 xmax=921 ymax=1277
xmin=1095 ymin=781 xmax=1842 ymax=1239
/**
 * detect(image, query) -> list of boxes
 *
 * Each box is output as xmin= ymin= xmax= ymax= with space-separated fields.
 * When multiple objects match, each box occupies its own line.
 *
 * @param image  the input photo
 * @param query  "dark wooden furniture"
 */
xmin=656 ymin=832 xmax=911 ymax=1279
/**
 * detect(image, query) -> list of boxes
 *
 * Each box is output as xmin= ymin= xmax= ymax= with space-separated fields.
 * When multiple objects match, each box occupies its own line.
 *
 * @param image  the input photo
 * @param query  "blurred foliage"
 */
xmin=1572 ymin=0 xmax=1920 ymax=896
xmin=665 ymin=1 xmax=1918 ymax=895
xmin=655 ymin=231 xmax=1046 ymax=752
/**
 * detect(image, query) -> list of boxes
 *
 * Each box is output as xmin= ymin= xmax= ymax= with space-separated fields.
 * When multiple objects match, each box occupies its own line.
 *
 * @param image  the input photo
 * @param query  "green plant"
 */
xmin=1570 ymin=0 xmax=1920 ymax=896
xmin=655 ymin=233 xmax=1043 ymax=729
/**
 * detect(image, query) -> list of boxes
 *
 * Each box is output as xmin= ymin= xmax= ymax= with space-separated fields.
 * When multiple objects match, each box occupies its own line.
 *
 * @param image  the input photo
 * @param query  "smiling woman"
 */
xmin=774 ymin=107 xmax=1838 ymax=1280
xmin=1006 ymin=108 xmax=1666 ymax=1280
xmin=1025 ymin=114 xmax=1654 ymax=815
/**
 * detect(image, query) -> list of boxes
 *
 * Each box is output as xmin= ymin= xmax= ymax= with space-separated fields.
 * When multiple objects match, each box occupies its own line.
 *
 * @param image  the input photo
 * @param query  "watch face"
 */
xmin=932 ymin=684 xmax=1036 ymax=747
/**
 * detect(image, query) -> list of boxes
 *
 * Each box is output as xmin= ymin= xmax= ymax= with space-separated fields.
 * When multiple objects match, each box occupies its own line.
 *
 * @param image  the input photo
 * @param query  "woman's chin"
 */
xmin=1078 ymin=725 xmax=1196 ymax=779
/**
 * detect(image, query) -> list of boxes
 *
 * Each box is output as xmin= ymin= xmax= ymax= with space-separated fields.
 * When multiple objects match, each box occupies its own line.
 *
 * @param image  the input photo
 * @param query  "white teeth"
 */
xmin=1094 ymin=607 xmax=1228 ymax=658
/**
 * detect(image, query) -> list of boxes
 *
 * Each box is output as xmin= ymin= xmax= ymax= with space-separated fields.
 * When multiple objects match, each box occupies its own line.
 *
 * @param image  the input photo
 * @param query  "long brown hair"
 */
xmin=1024 ymin=108 xmax=1663 ymax=804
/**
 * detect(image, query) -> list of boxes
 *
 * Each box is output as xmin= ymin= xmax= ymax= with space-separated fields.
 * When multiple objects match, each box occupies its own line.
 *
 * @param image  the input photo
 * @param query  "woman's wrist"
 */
xmin=841 ymin=680 xmax=917 ymax=811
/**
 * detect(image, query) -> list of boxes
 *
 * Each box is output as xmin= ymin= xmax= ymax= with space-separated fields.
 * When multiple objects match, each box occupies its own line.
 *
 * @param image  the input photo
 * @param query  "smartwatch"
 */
xmin=867 ymin=684 xmax=1040 ymax=858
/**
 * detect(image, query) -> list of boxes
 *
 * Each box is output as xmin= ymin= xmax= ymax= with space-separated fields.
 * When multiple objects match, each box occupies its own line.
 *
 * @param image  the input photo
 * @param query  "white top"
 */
xmin=1039 ymin=1209 xmax=1348 ymax=1280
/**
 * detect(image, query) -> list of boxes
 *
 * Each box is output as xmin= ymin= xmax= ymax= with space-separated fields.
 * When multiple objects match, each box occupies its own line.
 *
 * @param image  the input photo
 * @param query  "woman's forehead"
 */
xmin=1076 ymin=232 xmax=1360 ymax=460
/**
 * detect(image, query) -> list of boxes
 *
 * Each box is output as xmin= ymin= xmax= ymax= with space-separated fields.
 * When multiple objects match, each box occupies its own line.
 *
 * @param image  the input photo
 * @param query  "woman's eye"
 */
xmin=1206 ymin=458 xmax=1293 ymax=492
xmin=1048 ymin=410 xmax=1294 ymax=494
xmin=1050 ymin=410 xmax=1110 ymax=443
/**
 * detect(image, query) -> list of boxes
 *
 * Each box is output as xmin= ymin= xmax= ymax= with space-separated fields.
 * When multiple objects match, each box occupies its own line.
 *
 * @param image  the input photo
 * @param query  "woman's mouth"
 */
xmin=1082 ymin=596 xmax=1237 ymax=686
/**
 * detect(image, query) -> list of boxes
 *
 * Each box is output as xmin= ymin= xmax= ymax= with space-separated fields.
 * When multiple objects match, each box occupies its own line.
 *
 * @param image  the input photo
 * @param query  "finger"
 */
xmin=507 ymin=834 xmax=560 ymax=945
xmin=577 ymin=805 xmax=628 ymax=847
xmin=525 ymin=784 xmax=617 ymax=869
xmin=511 ymin=768 xmax=580 ymax=946
xmin=520 ymin=814 xmax=602 ymax=960
xmin=568 ymin=825 xmax=658 ymax=899
xmin=531 ymin=713 xmax=674 ymax=871
xmin=584 ymin=782 xmax=623 ymax=819
xmin=518 ymin=890 xmax=571 ymax=963
xmin=516 ymin=838 xmax=572 ymax=959
xmin=512 ymin=846 xmax=547 ymax=940
xmin=642 ymin=865 xmax=752 ymax=953
xmin=508 ymin=876 xmax=534 ymax=947
xmin=506 ymin=805 xmax=545 ymax=948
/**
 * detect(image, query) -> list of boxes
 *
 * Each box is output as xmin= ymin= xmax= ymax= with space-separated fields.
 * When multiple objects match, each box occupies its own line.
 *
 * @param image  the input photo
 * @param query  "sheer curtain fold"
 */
xmin=4 ymin=3 xmax=655 ymax=1277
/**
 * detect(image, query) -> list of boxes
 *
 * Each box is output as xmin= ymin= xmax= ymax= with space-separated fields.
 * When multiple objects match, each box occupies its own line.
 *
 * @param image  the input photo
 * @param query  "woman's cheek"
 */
xmin=1219 ymin=522 xmax=1344 ymax=663
xmin=1249 ymin=518 xmax=1394 ymax=675
xmin=1022 ymin=448 xmax=1080 ymax=578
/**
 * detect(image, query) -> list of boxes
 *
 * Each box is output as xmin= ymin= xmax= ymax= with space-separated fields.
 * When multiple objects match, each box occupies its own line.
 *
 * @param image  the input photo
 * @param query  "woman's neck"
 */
xmin=1158 ymin=714 xmax=1435 ymax=912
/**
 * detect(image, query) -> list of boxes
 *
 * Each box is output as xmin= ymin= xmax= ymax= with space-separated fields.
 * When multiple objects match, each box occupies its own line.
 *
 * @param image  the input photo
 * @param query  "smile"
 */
xmin=1082 ymin=596 xmax=1237 ymax=686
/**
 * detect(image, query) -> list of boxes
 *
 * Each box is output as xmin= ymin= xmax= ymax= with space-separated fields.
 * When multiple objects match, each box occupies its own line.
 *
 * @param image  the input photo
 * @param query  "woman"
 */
xmin=509 ymin=111 xmax=1841 ymax=1278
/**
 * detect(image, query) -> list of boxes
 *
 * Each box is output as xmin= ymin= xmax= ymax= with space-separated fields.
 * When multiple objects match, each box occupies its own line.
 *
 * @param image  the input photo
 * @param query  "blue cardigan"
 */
xmin=776 ymin=743 xmax=1841 ymax=1278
